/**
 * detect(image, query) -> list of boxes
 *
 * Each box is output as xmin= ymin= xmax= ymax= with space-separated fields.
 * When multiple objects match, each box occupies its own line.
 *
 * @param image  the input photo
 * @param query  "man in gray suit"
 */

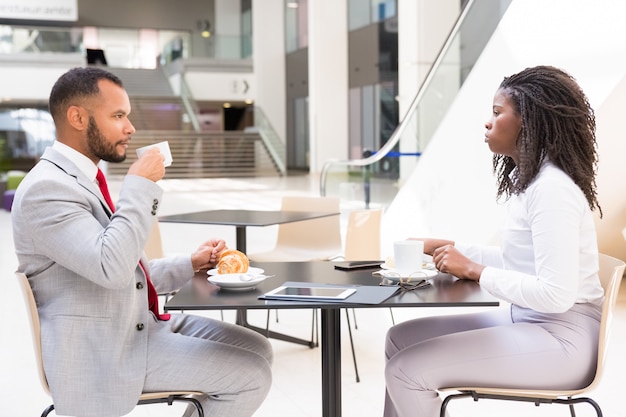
xmin=12 ymin=67 xmax=273 ymax=417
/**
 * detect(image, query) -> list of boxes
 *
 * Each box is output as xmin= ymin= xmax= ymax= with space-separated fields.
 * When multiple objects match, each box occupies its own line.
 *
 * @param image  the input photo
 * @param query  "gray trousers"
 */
xmin=384 ymin=303 xmax=601 ymax=417
xmin=143 ymin=313 xmax=273 ymax=417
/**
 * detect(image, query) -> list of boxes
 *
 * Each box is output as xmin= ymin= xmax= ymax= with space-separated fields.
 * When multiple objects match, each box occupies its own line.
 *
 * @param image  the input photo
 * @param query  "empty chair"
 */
xmin=145 ymin=218 xmax=165 ymax=260
xmin=15 ymin=272 xmax=205 ymax=417
xmin=342 ymin=208 xmax=386 ymax=383
xmin=248 ymin=196 xmax=341 ymax=363
xmin=344 ymin=208 xmax=383 ymax=262
xmin=248 ymin=195 xmax=342 ymax=261
xmin=438 ymin=253 xmax=626 ymax=417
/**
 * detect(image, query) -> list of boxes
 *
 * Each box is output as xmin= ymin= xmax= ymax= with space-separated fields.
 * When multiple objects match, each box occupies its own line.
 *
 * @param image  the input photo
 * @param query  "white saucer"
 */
xmin=380 ymin=263 xmax=436 ymax=271
xmin=207 ymin=267 xmax=266 ymax=291
xmin=377 ymin=268 xmax=437 ymax=281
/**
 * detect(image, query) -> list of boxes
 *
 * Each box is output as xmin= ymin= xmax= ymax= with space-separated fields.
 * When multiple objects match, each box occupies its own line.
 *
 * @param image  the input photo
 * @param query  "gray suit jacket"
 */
xmin=12 ymin=148 xmax=192 ymax=417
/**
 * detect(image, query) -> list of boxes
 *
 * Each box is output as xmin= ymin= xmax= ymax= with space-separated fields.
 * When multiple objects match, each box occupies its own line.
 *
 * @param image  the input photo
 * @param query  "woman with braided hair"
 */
xmin=383 ymin=66 xmax=604 ymax=417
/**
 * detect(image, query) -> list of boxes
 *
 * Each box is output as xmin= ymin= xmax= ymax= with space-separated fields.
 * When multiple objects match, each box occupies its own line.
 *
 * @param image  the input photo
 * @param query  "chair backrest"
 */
xmin=144 ymin=219 xmax=165 ymax=260
xmin=15 ymin=272 xmax=51 ymax=395
xmin=344 ymin=209 xmax=382 ymax=261
xmin=590 ymin=253 xmax=625 ymax=390
xmin=274 ymin=195 xmax=342 ymax=255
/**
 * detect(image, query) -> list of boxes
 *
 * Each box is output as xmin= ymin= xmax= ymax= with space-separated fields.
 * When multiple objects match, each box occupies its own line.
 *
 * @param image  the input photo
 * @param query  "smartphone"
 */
xmin=333 ymin=261 xmax=382 ymax=271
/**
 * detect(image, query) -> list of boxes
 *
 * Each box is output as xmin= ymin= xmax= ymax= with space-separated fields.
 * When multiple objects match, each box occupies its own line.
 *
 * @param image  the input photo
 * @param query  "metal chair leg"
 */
xmin=440 ymin=392 xmax=472 ymax=417
xmin=344 ymin=309 xmax=360 ymax=383
xmin=137 ymin=394 xmax=205 ymax=417
xmin=265 ymin=310 xmax=271 ymax=338
xmin=41 ymin=404 xmax=55 ymax=417
xmin=311 ymin=309 xmax=319 ymax=347
xmin=440 ymin=392 xmax=603 ymax=417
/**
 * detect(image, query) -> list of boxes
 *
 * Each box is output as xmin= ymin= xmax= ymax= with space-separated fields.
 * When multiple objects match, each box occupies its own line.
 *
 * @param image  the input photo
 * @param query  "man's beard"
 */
xmin=86 ymin=116 xmax=127 ymax=163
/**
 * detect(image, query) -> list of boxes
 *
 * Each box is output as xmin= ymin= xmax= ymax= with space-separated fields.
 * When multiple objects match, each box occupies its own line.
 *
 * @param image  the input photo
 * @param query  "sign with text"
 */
xmin=0 ymin=0 xmax=77 ymax=22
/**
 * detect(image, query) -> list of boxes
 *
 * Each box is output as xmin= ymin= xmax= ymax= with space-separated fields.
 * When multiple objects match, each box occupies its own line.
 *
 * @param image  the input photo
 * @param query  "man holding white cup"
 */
xmin=136 ymin=140 xmax=173 ymax=167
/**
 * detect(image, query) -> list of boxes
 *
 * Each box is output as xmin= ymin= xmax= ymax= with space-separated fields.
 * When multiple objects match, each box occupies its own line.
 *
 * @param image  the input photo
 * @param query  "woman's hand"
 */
xmin=191 ymin=239 xmax=227 ymax=272
xmin=409 ymin=238 xmax=454 ymax=255
xmin=432 ymin=244 xmax=485 ymax=282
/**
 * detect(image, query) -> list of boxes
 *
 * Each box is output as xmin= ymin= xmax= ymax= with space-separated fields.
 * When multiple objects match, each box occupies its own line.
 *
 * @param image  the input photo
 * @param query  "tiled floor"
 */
xmin=1 ymin=174 xmax=625 ymax=417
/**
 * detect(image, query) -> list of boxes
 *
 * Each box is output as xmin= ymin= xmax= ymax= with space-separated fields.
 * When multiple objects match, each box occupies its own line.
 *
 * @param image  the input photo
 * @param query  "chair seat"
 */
xmin=440 ymin=385 xmax=588 ymax=400
xmin=139 ymin=391 xmax=204 ymax=401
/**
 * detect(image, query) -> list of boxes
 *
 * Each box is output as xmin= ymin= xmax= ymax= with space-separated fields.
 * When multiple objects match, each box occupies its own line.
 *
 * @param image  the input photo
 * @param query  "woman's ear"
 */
xmin=66 ymin=105 xmax=88 ymax=131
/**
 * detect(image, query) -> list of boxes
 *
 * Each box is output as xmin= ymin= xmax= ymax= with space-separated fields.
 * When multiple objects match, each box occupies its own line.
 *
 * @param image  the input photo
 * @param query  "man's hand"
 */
xmin=128 ymin=147 xmax=165 ymax=182
xmin=191 ymin=239 xmax=228 ymax=272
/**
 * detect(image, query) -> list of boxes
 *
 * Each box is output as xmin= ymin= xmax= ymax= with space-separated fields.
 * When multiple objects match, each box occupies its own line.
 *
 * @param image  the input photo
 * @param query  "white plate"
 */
xmin=207 ymin=267 xmax=267 ymax=291
xmin=207 ymin=267 xmax=264 ymax=276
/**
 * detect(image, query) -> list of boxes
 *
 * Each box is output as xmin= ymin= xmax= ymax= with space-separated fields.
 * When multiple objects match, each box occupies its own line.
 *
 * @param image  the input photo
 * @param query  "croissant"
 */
xmin=217 ymin=249 xmax=250 ymax=274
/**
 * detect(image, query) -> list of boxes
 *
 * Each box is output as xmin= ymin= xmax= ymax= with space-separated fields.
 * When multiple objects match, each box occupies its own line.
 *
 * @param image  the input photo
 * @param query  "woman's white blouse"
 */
xmin=456 ymin=162 xmax=604 ymax=313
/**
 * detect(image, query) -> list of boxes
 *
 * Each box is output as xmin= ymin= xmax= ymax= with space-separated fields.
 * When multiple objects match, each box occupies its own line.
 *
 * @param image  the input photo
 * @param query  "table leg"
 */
xmin=321 ymin=308 xmax=342 ymax=417
xmin=235 ymin=309 xmax=316 ymax=348
xmin=235 ymin=226 xmax=246 ymax=253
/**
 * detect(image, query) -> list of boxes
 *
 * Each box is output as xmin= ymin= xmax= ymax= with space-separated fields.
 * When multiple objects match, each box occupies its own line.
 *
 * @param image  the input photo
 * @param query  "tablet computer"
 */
xmin=263 ymin=285 xmax=356 ymax=301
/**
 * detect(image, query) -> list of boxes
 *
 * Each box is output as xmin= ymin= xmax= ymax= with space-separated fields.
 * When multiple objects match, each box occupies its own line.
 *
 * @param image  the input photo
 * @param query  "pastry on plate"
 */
xmin=217 ymin=249 xmax=250 ymax=274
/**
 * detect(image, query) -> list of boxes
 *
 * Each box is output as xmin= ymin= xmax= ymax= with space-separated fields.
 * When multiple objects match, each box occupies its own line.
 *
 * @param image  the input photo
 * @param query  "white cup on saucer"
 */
xmin=393 ymin=240 xmax=424 ymax=276
xmin=136 ymin=141 xmax=173 ymax=167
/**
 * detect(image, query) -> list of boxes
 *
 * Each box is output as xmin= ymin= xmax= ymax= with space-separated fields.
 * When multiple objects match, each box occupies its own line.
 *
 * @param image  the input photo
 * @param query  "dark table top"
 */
xmin=164 ymin=261 xmax=499 ymax=311
xmin=159 ymin=209 xmax=339 ymax=227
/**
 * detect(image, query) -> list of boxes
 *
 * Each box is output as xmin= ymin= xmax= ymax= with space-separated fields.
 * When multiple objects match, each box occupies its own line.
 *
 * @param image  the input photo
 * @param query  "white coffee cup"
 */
xmin=393 ymin=240 xmax=424 ymax=276
xmin=136 ymin=141 xmax=173 ymax=167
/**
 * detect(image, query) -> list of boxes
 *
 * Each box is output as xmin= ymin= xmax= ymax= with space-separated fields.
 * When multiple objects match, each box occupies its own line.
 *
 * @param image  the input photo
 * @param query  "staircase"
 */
xmin=106 ymin=67 xmax=186 ymax=131
xmin=106 ymin=131 xmax=281 ymax=179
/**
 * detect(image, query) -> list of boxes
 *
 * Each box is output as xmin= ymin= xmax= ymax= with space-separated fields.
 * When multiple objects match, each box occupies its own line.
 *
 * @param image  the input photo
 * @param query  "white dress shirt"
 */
xmin=456 ymin=161 xmax=604 ymax=313
xmin=52 ymin=140 xmax=98 ymax=181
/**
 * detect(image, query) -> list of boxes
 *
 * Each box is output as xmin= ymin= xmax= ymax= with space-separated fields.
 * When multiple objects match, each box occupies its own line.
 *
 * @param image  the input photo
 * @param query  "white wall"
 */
xmin=185 ymin=71 xmax=255 ymax=102
xmin=381 ymin=0 xmax=626 ymax=260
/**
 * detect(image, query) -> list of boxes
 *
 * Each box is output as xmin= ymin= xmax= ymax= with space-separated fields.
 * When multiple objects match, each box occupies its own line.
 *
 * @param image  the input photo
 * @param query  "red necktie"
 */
xmin=96 ymin=168 xmax=170 ymax=321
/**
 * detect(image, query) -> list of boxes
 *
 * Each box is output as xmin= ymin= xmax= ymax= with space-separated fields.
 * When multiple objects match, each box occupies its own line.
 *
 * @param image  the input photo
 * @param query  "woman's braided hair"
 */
xmin=493 ymin=65 xmax=601 ymax=216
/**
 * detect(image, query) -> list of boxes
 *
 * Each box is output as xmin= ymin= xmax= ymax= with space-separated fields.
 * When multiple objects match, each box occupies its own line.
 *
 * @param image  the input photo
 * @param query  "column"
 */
xmin=307 ymin=0 xmax=349 ymax=173
xmin=215 ymin=0 xmax=241 ymax=59
xmin=252 ymin=0 xmax=287 ymax=144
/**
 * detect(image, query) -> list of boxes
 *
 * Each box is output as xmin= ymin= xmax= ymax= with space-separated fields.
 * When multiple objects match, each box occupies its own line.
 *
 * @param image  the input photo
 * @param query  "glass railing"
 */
xmin=253 ymin=106 xmax=287 ymax=176
xmin=0 ymin=24 xmax=251 ymax=68
xmin=320 ymin=0 xmax=512 ymax=208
